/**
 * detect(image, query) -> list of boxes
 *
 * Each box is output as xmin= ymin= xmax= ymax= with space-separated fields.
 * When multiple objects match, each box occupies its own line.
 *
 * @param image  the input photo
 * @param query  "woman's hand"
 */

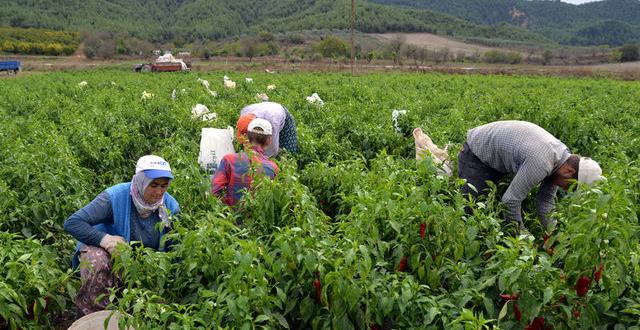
xmin=99 ymin=234 xmax=126 ymax=254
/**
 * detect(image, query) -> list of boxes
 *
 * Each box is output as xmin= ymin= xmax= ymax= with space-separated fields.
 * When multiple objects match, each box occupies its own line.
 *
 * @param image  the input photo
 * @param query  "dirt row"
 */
xmin=2 ymin=54 xmax=640 ymax=80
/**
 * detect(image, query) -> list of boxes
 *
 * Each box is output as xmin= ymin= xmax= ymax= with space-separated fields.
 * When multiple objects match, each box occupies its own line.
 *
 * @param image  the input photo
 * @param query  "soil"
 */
xmin=370 ymin=33 xmax=497 ymax=55
xmin=1 ymin=54 xmax=640 ymax=80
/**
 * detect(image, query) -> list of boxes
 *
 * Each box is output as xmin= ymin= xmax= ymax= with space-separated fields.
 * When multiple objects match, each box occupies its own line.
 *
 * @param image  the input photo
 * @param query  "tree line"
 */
xmin=1 ymin=0 xmax=549 ymax=46
xmin=370 ymin=0 xmax=640 ymax=46
xmin=0 ymin=27 xmax=79 ymax=56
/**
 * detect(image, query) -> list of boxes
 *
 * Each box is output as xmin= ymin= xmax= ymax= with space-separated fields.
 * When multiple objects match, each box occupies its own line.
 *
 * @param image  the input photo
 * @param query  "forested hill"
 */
xmin=0 ymin=0 xmax=551 ymax=44
xmin=370 ymin=0 xmax=640 ymax=46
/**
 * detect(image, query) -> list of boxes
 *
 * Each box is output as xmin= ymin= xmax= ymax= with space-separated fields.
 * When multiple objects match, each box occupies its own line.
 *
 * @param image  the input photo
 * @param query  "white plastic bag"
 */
xmin=306 ymin=93 xmax=324 ymax=106
xmin=413 ymin=127 xmax=453 ymax=176
xmin=191 ymin=104 xmax=210 ymax=118
xmin=198 ymin=127 xmax=235 ymax=172
xmin=391 ymin=110 xmax=407 ymax=133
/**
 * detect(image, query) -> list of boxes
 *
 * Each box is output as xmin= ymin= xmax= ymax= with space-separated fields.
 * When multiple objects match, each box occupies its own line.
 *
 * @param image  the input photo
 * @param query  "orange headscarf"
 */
xmin=236 ymin=113 xmax=256 ymax=144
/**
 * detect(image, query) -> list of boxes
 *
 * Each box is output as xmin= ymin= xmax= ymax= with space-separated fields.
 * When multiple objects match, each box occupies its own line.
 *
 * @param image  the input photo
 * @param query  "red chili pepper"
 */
xmin=500 ymin=293 xmax=519 ymax=301
xmin=419 ymin=223 xmax=426 ymax=239
xmin=543 ymin=234 xmax=551 ymax=245
xmin=572 ymin=309 xmax=581 ymax=318
xmin=398 ymin=256 xmax=408 ymax=272
xmin=370 ymin=325 xmax=381 ymax=330
xmin=546 ymin=246 xmax=555 ymax=255
xmin=514 ymin=302 xmax=522 ymax=321
xmin=576 ymin=276 xmax=592 ymax=297
xmin=313 ymin=279 xmax=322 ymax=303
xmin=27 ymin=300 xmax=36 ymax=320
xmin=525 ymin=317 xmax=545 ymax=330
xmin=594 ymin=263 xmax=604 ymax=282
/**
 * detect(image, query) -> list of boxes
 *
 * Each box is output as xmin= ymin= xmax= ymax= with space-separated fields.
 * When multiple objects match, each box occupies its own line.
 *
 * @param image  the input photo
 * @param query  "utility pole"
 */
xmin=351 ymin=0 xmax=356 ymax=75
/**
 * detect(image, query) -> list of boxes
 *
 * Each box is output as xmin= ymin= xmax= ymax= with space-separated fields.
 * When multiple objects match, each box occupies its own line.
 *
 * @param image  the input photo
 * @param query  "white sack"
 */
xmin=198 ymin=127 xmax=236 ymax=172
xmin=413 ymin=127 xmax=452 ymax=176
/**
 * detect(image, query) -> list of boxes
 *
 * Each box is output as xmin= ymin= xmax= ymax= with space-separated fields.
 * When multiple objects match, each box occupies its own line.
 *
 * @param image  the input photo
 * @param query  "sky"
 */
xmin=561 ymin=0 xmax=601 ymax=4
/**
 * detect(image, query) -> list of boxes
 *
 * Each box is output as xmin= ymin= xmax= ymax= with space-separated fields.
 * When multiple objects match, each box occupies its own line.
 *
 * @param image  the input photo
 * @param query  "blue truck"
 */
xmin=0 ymin=61 xmax=21 ymax=74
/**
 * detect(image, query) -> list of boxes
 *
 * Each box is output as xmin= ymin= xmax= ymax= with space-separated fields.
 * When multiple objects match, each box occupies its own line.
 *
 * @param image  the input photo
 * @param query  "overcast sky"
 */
xmin=561 ymin=0 xmax=601 ymax=4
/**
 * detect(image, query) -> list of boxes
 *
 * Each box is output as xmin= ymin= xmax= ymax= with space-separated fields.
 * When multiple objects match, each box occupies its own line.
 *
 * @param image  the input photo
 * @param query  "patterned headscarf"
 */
xmin=130 ymin=172 xmax=170 ymax=225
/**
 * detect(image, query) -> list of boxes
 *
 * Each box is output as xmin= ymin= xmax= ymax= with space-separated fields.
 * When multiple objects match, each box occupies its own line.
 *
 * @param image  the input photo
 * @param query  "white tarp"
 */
xmin=198 ymin=127 xmax=235 ymax=172
xmin=156 ymin=54 xmax=188 ymax=70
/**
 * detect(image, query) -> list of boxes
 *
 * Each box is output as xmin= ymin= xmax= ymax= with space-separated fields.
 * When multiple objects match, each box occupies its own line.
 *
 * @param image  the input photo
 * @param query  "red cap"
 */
xmin=236 ymin=114 xmax=256 ymax=142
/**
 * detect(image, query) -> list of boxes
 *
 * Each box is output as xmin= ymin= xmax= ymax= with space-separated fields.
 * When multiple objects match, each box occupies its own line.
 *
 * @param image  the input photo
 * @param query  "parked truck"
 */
xmin=134 ymin=53 xmax=191 ymax=72
xmin=0 ymin=61 xmax=21 ymax=74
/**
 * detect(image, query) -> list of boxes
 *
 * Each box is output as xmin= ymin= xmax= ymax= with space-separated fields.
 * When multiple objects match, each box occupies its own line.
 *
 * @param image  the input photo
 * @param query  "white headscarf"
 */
xmin=130 ymin=172 xmax=170 ymax=224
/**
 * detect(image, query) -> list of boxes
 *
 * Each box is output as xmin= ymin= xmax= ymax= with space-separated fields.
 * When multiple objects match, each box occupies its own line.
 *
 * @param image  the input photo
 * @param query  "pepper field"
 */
xmin=1 ymin=70 xmax=639 ymax=329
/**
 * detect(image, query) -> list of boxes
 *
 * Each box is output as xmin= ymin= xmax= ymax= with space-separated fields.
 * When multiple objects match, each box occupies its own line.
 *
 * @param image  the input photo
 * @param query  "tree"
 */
xmin=315 ymin=36 xmax=349 ymax=59
xmin=618 ymin=44 xmax=639 ymax=62
xmin=258 ymin=31 xmax=275 ymax=43
xmin=285 ymin=33 xmax=305 ymax=45
xmin=389 ymin=34 xmax=406 ymax=65
xmin=365 ymin=51 xmax=376 ymax=64
xmin=83 ymin=32 xmax=116 ymax=59
xmin=405 ymin=45 xmax=418 ymax=67
xmin=542 ymin=50 xmax=553 ymax=65
xmin=240 ymin=37 xmax=257 ymax=62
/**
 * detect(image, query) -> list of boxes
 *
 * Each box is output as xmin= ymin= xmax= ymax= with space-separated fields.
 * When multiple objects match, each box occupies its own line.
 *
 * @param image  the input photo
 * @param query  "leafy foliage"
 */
xmin=1 ymin=70 xmax=639 ymax=328
xmin=0 ymin=233 xmax=77 ymax=329
xmin=0 ymin=27 xmax=79 ymax=55
xmin=371 ymin=0 xmax=640 ymax=46
xmin=0 ymin=0 xmax=550 ymax=45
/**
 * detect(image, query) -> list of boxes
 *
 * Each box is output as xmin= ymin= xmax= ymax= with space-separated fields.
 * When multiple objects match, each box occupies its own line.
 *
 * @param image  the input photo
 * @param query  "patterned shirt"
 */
xmin=211 ymin=145 xmax=279 ymax=206
xmin=240 ymin=102 xmax=287 ymax=157
xmin=466 ymin=121 xmax=570 ymax=223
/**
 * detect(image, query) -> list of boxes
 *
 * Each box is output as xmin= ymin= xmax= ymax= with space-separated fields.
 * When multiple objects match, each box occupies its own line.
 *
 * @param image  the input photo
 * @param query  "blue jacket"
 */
xmin=71 ymin=182 xmax=179 ymax=268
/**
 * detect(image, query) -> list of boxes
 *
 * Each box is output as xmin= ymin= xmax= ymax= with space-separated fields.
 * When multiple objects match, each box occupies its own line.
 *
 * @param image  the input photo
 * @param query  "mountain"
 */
xmin=0 ymin=0 xmax=551 ymax=45
xmin=370 ymin=0 xmax=640 ymax=45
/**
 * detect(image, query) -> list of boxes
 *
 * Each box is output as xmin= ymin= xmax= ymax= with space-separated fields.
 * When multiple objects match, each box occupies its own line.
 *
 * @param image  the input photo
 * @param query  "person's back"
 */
xmin=466 ymin=120 xmax=569 ymax=175
xmin=459 ymin=120 xmax=602 ymax=232
xmin=238 ymin=102 xmax=299 ymax=157
xmin=212 ymin=118 xmax=279 ymax=206
xmin=240 ymin=102 xmax=286 ymax=157
xmin=213 ymin=146 xmax=278 ymax=206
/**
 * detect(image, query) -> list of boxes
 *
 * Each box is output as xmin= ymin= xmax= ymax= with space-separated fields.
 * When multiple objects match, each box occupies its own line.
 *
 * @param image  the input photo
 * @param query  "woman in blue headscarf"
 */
xmin=64 ymin=155 xmax=179 ymax=315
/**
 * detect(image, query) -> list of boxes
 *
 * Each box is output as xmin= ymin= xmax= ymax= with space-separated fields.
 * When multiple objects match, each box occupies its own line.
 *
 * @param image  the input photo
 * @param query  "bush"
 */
xmin=315 ymin=35 xmax=349 ymax=59
xmin=83 ymin=33 xmax=116 ymax=59
xmin=542 ymin=50 xmax=553 ymax=65
xmin=285 ymin=33 xmax=305 ymax=45
xmin=258 ymin=31 xmax=275 ymax=43
xmin=482 ymin=50 xmax=522 ymax=64
xmin=618 ymin=44 xmax=639 ymax=62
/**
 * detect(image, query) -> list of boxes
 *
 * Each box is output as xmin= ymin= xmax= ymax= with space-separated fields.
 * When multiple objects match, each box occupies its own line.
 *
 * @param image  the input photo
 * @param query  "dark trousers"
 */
xmin=458 ymin=142 xmax=505 ymax=200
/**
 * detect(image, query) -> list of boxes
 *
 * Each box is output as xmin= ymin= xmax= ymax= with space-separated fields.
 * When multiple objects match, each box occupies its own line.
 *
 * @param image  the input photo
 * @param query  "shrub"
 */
xmin=618 ymin=44 xmax=639 ymax=62
xmin=482 ymin=50 xmax=522 ymax=64
xmin=315 ymin=35 xmax=349 ymax=59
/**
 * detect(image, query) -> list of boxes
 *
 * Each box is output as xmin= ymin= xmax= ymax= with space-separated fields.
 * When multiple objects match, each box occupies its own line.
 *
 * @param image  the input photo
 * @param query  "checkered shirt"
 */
xmin=466 ymin=121 xmax=570 ymax=224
